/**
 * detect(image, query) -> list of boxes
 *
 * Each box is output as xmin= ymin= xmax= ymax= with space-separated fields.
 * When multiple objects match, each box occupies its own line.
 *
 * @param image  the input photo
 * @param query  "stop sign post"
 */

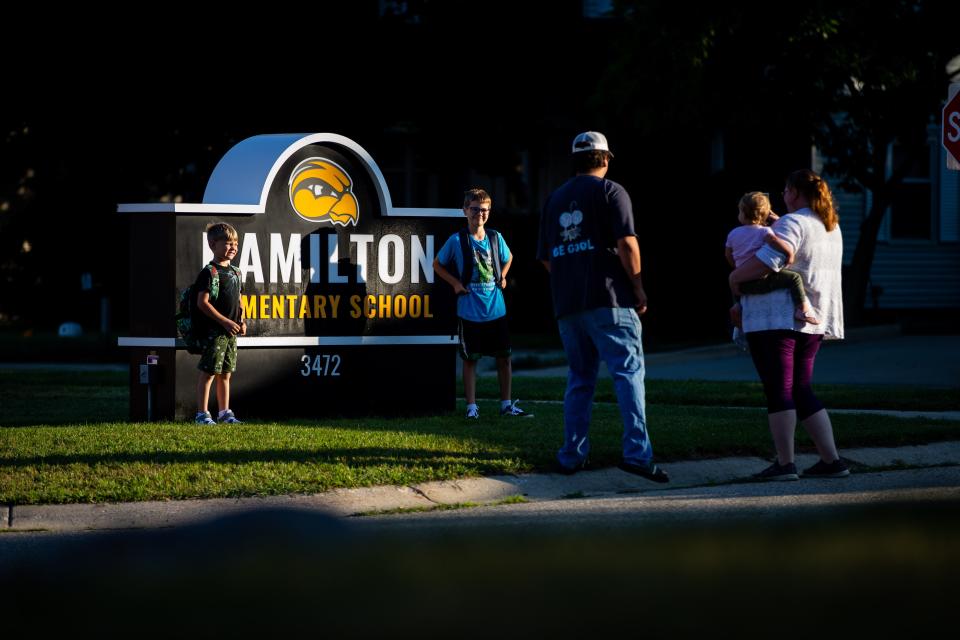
xmin=944 ymin=83 xmax=960 ymax=170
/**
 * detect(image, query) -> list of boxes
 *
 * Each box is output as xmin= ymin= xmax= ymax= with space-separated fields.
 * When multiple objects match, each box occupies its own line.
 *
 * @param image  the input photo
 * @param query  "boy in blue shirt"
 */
xmin=434 ymin=189 xmax=531 ymax=420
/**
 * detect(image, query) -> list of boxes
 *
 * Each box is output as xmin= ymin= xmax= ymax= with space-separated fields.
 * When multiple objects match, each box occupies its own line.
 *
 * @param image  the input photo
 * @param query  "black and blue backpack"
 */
xmin=457 ymin=228 xmax=503 ymax=291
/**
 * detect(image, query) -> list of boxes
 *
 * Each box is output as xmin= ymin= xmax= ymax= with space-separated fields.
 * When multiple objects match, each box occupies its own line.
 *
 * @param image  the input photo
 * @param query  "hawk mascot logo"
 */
xmin=288 ymin=158 xmax=359 ymax=226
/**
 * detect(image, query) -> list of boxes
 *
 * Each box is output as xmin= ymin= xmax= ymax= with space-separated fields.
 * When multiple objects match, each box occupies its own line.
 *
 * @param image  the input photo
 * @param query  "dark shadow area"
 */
xmin=3 ymin=500 xmax=959 ymax=634
xmin=300 ymin=230 xmax=368 ymax=338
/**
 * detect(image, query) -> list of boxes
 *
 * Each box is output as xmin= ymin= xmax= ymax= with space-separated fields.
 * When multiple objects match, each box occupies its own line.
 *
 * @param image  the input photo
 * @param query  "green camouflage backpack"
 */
xmin=175 ymin=263 xmax=232 ymax=354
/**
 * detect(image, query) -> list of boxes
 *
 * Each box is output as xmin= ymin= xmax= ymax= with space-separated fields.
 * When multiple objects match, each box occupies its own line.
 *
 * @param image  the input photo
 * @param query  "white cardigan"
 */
xmin=741 ymin=208 xmax=845 ymax=339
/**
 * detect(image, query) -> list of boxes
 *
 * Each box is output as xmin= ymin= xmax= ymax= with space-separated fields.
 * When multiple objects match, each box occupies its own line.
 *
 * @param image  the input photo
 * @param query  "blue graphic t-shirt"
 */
xmin=436 ymin=230 xmax=511 ymax=322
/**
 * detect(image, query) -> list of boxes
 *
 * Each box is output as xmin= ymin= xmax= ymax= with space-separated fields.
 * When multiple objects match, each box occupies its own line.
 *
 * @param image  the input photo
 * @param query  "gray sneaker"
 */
xmin=218 ymin=410 xmax=242 ymax=424
xmin=195 ymin=411 xmax=216 ymax=425
xmin=753 ymin=460 xmax=799 ymax=481
xmin=802 ymin=459 xmax=850 ymax=478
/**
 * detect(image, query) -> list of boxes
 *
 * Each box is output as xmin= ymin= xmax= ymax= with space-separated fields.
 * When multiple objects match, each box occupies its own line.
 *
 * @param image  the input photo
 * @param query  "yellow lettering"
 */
xmin=271 ymin=295 xmax=285 ymax=318
xmin=242 ymin=293 xmax=429 ymax=321
xmin=242 ymin=295 xmax=257 ymax=319
xmin=378 ymin=295 xmax=391 ymax=318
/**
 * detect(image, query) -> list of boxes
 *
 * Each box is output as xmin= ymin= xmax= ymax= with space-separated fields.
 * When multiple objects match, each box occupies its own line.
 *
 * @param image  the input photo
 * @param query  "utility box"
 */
xmin=138 ymin=363 xmax=157 ymax=385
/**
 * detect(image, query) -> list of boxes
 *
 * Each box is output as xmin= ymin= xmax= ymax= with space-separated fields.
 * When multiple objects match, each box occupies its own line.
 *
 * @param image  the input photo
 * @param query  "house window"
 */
xmin=583 ymin=0 xmax=615 ymax=18
xmin=886 ymin=129 xmax=937 ymax=241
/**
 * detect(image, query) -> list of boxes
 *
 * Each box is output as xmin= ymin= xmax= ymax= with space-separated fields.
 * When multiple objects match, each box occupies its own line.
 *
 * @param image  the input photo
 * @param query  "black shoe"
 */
xmin=801 ymin=458 xmax=850 ymax=478
xmin=555 ymin=459 xmax=587 ymax=476
xmin=617 ymin=461 xmax=670 ymax=483
xmin=753 ymin=460 xmax=799 ymax=481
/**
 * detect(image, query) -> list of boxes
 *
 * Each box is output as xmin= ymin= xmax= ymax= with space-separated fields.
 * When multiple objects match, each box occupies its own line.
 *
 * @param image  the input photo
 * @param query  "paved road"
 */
xmin=512 ymin=330 xmax=960 ymax=386
xmin=646 ymin=334 xmax=960 ymax=386
xmin=510 ymin=327 xmax=960 ymax=384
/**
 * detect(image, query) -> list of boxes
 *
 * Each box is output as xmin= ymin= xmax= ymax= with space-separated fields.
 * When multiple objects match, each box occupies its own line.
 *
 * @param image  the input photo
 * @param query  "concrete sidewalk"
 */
xmin=5 ymin=440 xmax=959 ymax=532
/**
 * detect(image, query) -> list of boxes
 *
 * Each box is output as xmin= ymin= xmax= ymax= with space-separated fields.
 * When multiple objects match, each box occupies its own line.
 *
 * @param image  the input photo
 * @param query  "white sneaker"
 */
xmin=465 ymin=406 xmax=479 ymax=419
xmin=500 ymin=400 xmax=533 ymax=418
xmin=195 ymin=411 xmax=216 ymax=425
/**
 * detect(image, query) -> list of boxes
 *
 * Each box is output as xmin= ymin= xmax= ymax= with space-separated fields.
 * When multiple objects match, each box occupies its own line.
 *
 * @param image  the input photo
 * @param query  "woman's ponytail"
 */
xmin=786 ymin=169 xmax=838 ymax=231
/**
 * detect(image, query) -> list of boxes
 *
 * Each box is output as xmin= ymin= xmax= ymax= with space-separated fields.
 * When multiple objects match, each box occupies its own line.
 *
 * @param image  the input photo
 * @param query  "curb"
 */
xmin=6 ymin=441 xmax=959 ymax=532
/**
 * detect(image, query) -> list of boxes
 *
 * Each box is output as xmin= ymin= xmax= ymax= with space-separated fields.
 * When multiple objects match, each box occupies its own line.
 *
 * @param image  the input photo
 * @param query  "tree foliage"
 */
xmin=604 ymin=0 xmax=960 ymax=321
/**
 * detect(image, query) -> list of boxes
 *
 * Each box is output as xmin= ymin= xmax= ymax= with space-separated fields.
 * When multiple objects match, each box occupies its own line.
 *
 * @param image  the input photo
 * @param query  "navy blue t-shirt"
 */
xmin=537 ymin=176 xmax=638 ymax=318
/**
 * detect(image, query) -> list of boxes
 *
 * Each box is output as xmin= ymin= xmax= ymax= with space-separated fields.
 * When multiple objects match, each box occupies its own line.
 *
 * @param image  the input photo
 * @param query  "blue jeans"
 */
xmin=556 ymin=307 xmax=653 ymax=469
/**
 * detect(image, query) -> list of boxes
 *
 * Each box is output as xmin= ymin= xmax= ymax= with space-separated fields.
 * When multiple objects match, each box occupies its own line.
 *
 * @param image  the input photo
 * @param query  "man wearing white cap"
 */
xmin=537 ymin=131 xmax=668 ymax=482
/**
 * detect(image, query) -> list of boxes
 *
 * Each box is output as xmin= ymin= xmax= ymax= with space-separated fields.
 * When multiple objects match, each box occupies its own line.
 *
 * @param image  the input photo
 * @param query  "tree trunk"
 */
xmin=844 ymin=186 xmax=891 ymax=326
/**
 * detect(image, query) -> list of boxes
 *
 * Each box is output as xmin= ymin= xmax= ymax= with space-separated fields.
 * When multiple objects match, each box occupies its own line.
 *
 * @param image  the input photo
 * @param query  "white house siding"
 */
xmin=823 ymin=152 xmax=960 ymax=309
xmin=868 ymin=247 xmax=960 ymax=308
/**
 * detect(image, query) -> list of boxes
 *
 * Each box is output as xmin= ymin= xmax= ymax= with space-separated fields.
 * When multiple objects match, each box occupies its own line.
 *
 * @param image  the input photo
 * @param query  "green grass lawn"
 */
xmin=1 ymin=369 xmax=958 ymax=504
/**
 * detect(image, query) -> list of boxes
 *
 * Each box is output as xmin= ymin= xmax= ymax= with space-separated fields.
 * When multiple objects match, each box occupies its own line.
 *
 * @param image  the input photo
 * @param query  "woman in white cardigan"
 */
xmin=729 ymin=169 xmax=848 ymax=481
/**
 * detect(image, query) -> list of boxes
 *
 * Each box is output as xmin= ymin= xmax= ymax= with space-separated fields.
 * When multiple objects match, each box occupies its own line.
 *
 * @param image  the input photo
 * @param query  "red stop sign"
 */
xmin=944 ymin=89 xmax=960 ymax=165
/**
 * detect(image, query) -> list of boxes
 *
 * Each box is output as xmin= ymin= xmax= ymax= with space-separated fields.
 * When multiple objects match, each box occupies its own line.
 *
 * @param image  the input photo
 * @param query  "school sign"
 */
xmin=119 ymin=134 xmax=462 ymax=420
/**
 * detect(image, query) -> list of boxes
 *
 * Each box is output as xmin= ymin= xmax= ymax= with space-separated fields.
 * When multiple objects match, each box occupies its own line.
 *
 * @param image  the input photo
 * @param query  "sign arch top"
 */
xmin=119 ymin=133 xmax=460 ymax=218
xmin=203 ymin=133 xmax=394 ymax=214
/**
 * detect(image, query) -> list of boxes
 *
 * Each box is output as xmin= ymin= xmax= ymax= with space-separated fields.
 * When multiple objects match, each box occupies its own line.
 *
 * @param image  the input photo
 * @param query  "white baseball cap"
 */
xmin=571 ymin=131 xmax=613 ymax=157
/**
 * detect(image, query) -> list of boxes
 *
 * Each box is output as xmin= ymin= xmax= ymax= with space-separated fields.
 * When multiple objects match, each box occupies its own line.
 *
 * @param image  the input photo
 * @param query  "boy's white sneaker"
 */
xmin=195 ymin=411 xmax=216 ymax=425
xmin=465 ymin=406 xmax=480 ymax=419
